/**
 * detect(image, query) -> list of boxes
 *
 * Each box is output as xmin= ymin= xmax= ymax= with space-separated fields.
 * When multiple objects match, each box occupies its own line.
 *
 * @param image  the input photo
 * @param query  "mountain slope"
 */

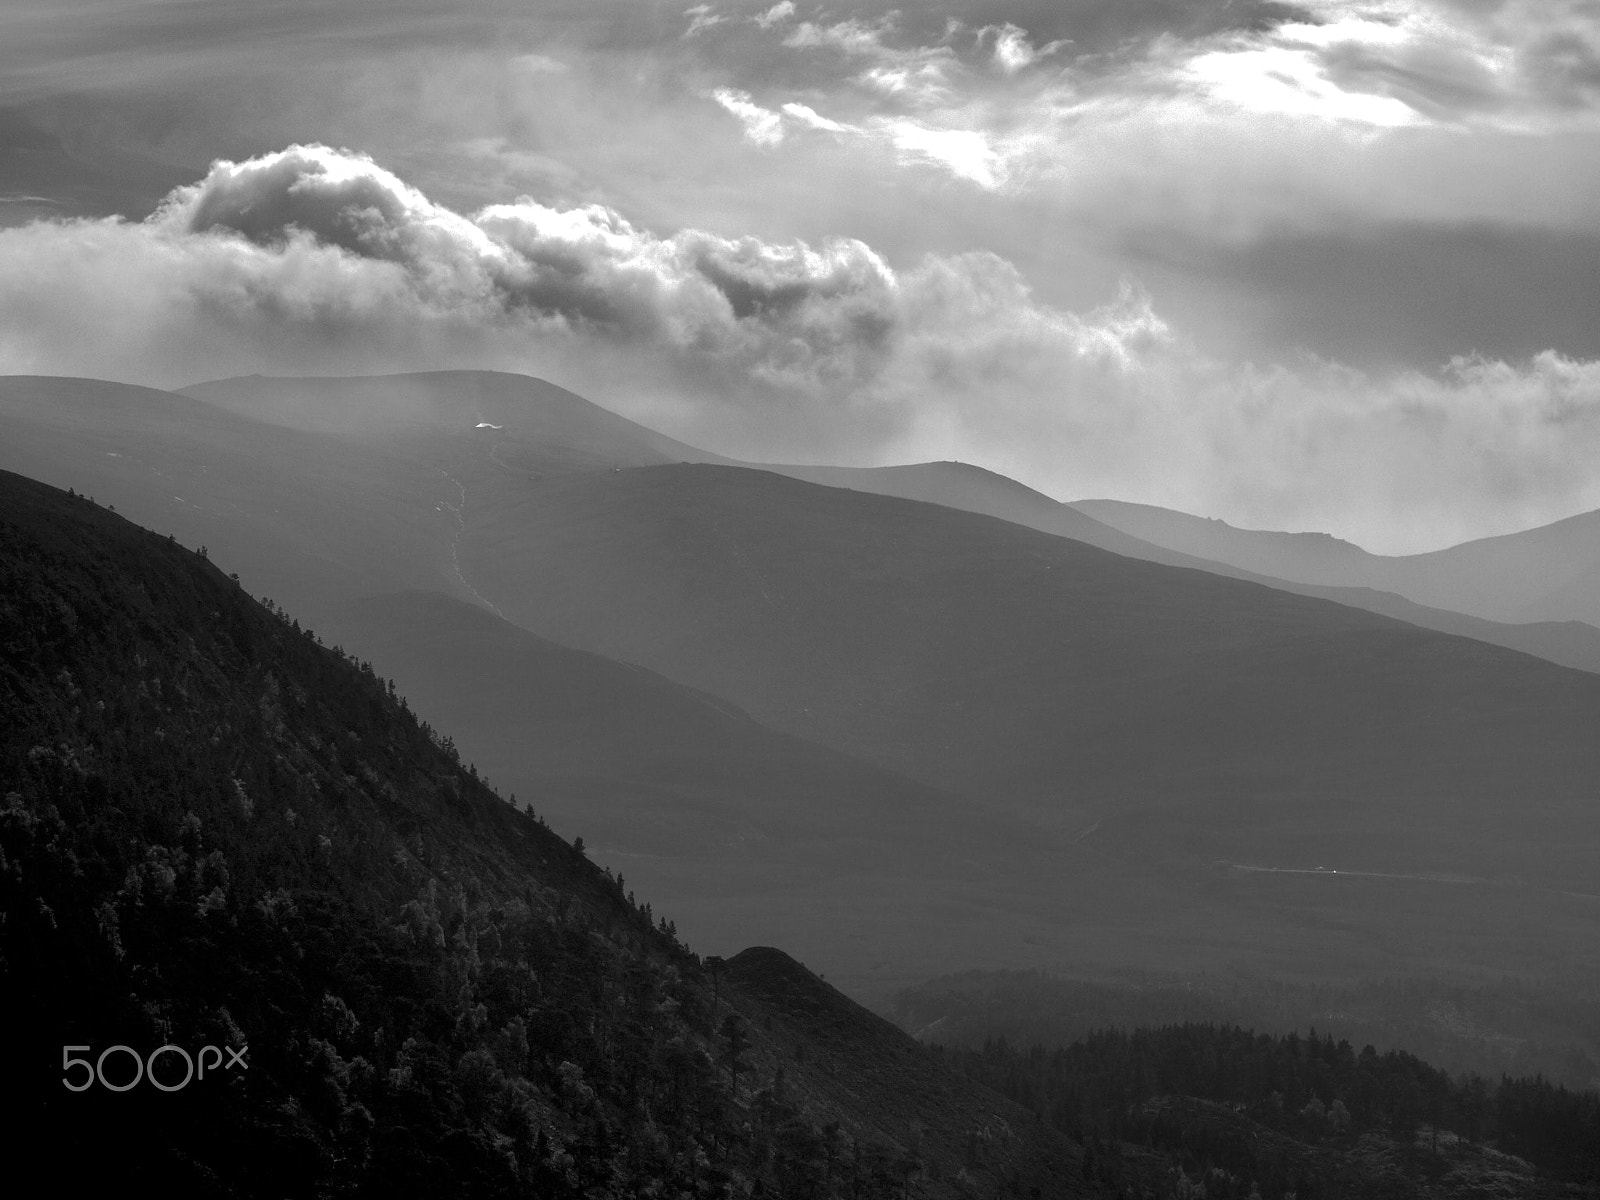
xmin=445 ymin=459 xmax=1600 ymax=985
xmin=181 ymin=369 xmax=727 ymax=473
xmin=1072 ymin=498 xmax=1383 ymax=586
xmin=0 ymin=374 xmax=462 ymax=620
xmin=463 ymin=462 xmax=1600 ymax=837
xmin=1076 ymin=496 xmax=1600 ymax=629
xmin=766 ymin=461 xmax=1600 ymax=674
xmin=11 ymin=374 xmax=1600 ymax=995
xmin=0 ymin=467 xmax=1079 ymax=1199
xmin=167 ymin=371 xmax=1600 ymax=650
xmin=315 ymin=588 xmax=1064 ymax=993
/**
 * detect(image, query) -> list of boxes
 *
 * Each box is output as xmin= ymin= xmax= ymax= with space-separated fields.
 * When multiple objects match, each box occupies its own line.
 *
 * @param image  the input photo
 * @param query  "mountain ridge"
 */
xmin=1074 ymin=495 xmax=1600 ymax=628
xmin=0 ymin=466 xmax=1083 ymax=1198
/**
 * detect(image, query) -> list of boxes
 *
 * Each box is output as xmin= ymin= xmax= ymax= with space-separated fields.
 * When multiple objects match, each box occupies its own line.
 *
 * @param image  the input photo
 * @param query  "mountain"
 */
xmin=165 ymin=371 xmax=1600 ymax=671
xmin=945 ymin=1023 xmax=1600 ymax=1196
xmin=446 ymin=458 xmax=1600 ymax=986
xmin=1076 ymin=497 xmax=1600 ymax=629
xmin=181 ymin=369 xmax=727 ymax=473
xmin=0 ymin=467 xmax=1080 ymax=1199
xmin=2 ymin=374 xmax=1097 ymax=994
xmin=891 ymin=970 xmax=1600 ymax=1092
xmin=765 ymin=461 xmax=1600 ymax=674
xmin=763 ymin=461 xmax=1137 ymax=552
xmin=314 ymin=588 xmax=1060 ymax=995
xmin=9 ymin=463 xmax=1597 ymax=1196
xmin=0 ymin=374 xmax=462 ymax=620
xmin=9 ymin=373 xmax=1600 ymax=1001
xmin=1071 ymin=498 xmax=1382 ymax=586
xmin=462 ymin=461 xmax=1600 ymax=837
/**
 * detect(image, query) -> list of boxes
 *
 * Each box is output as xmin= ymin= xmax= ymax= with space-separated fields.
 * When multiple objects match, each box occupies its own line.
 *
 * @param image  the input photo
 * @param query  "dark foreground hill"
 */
xmin=0 ymin=469 xmax=1078 ymax=1198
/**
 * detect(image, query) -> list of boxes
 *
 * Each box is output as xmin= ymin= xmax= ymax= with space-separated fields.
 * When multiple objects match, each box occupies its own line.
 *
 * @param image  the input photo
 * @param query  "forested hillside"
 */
xmin=6 ymin=465 xmax=1597 ymax=1199
xmin=941 ymin=1025 xmax=1600 ymax=1199
xmin=0 ymin=469 xmax=1075 ymax=1198
xmin=894 ymin=969 xmax=1600 ymax=1092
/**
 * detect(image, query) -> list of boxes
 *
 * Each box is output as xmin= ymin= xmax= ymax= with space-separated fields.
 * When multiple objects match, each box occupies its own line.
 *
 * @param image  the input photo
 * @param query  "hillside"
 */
xmin=944 ymin=1025 xmax=1600 ymax=1197
xmin=181 ymin=369 xmax=727 ymax=473
xmin=0 ymin=374 xmax=462 ymax=621
xmin=1071 ymin=499 xmax=1382 ymax=587
xmin=9 ymin=372 xmax=1600 ymax=999
xmin=314 ymin=589 xmax=1058 ymax=993
xmin=1075 ymin=497 xmax=1600 ymax=629
xmin=0 ymin=468 xmax=1078 ymax=1199
xmin=175 ymin=373 xmax=1600 ymax=672
xmin=463 ymin=463 xmax=1600 ymax=863
xmin=767 ymin=461 xmax=1600 ymax=674
xmin=891 ymin=970 xmax=1600 ymax=1093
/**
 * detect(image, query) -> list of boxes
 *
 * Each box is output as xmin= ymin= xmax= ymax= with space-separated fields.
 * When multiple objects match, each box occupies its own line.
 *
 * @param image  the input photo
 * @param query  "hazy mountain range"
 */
xmin=9 ymin=463 xmax=1591 ymax=1196
xmin=4 ymin=370 xmax=1600 ymax=1009
xmin=1073 ymin=497 xmax=1600 ymax=630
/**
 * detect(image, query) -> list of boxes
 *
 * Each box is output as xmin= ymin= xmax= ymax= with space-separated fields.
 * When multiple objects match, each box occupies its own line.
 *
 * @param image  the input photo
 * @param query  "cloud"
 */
xmin=873 ymin=120 xmax=1004 ymax=188
xmin=1162 ymin=0 xmax=1600 ymax=129
xmin=752 ymin=2 xmax=794 ymax=30
xmin=782 ymin=14 xmax=961 ymax=105
xmin=780 ymin=102 xmax=857 ymax=134
xmin=711 ymin=88 xmax=785 ymax=145
xmin=683 ymin=5 xmax=726 ymax=39
xmin=5 ymin=144 xmax=1600 ymax=552
xmin=710 ymin=87 xmax=1006 ymax=189
xmin=981 ymin=22 xmax=1067 ymax=75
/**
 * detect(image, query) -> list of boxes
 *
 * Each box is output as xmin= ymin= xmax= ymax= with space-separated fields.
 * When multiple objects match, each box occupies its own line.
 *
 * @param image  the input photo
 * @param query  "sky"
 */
xmin=3 ymin=0 xmax=1600 ymax=552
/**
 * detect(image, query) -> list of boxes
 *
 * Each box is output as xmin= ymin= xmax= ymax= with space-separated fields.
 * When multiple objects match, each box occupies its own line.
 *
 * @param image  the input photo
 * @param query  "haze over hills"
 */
xmin=765 ymin=460 xmax=1600 ymax=675
xmin=172 ymin=370 xmax=1600 ymax=660
xmin=10 ymin=464 xmax=1591 ymax=1198
xmin=0 ymin=467 xmax=1080 ymax=1198
xmin=1076 ymin=497 xmax=1600 ymax=629
xmin=316 ymin=588 xmax=1070 ymax=987
xmin=461 ymin=460 xmax=1600 ymax=848
xmin=5 ymin=370 xmax=1600 ymax=1003
xmin=0 ymin=375 xmax=463 ymax=621
xmin=181 ymin=370 xmax=729 ymax=473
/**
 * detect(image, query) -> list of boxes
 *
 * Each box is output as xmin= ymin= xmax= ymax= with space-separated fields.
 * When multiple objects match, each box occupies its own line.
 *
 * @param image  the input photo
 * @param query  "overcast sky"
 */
xmin=3 ymin=0 xmax=1599 ymax=552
